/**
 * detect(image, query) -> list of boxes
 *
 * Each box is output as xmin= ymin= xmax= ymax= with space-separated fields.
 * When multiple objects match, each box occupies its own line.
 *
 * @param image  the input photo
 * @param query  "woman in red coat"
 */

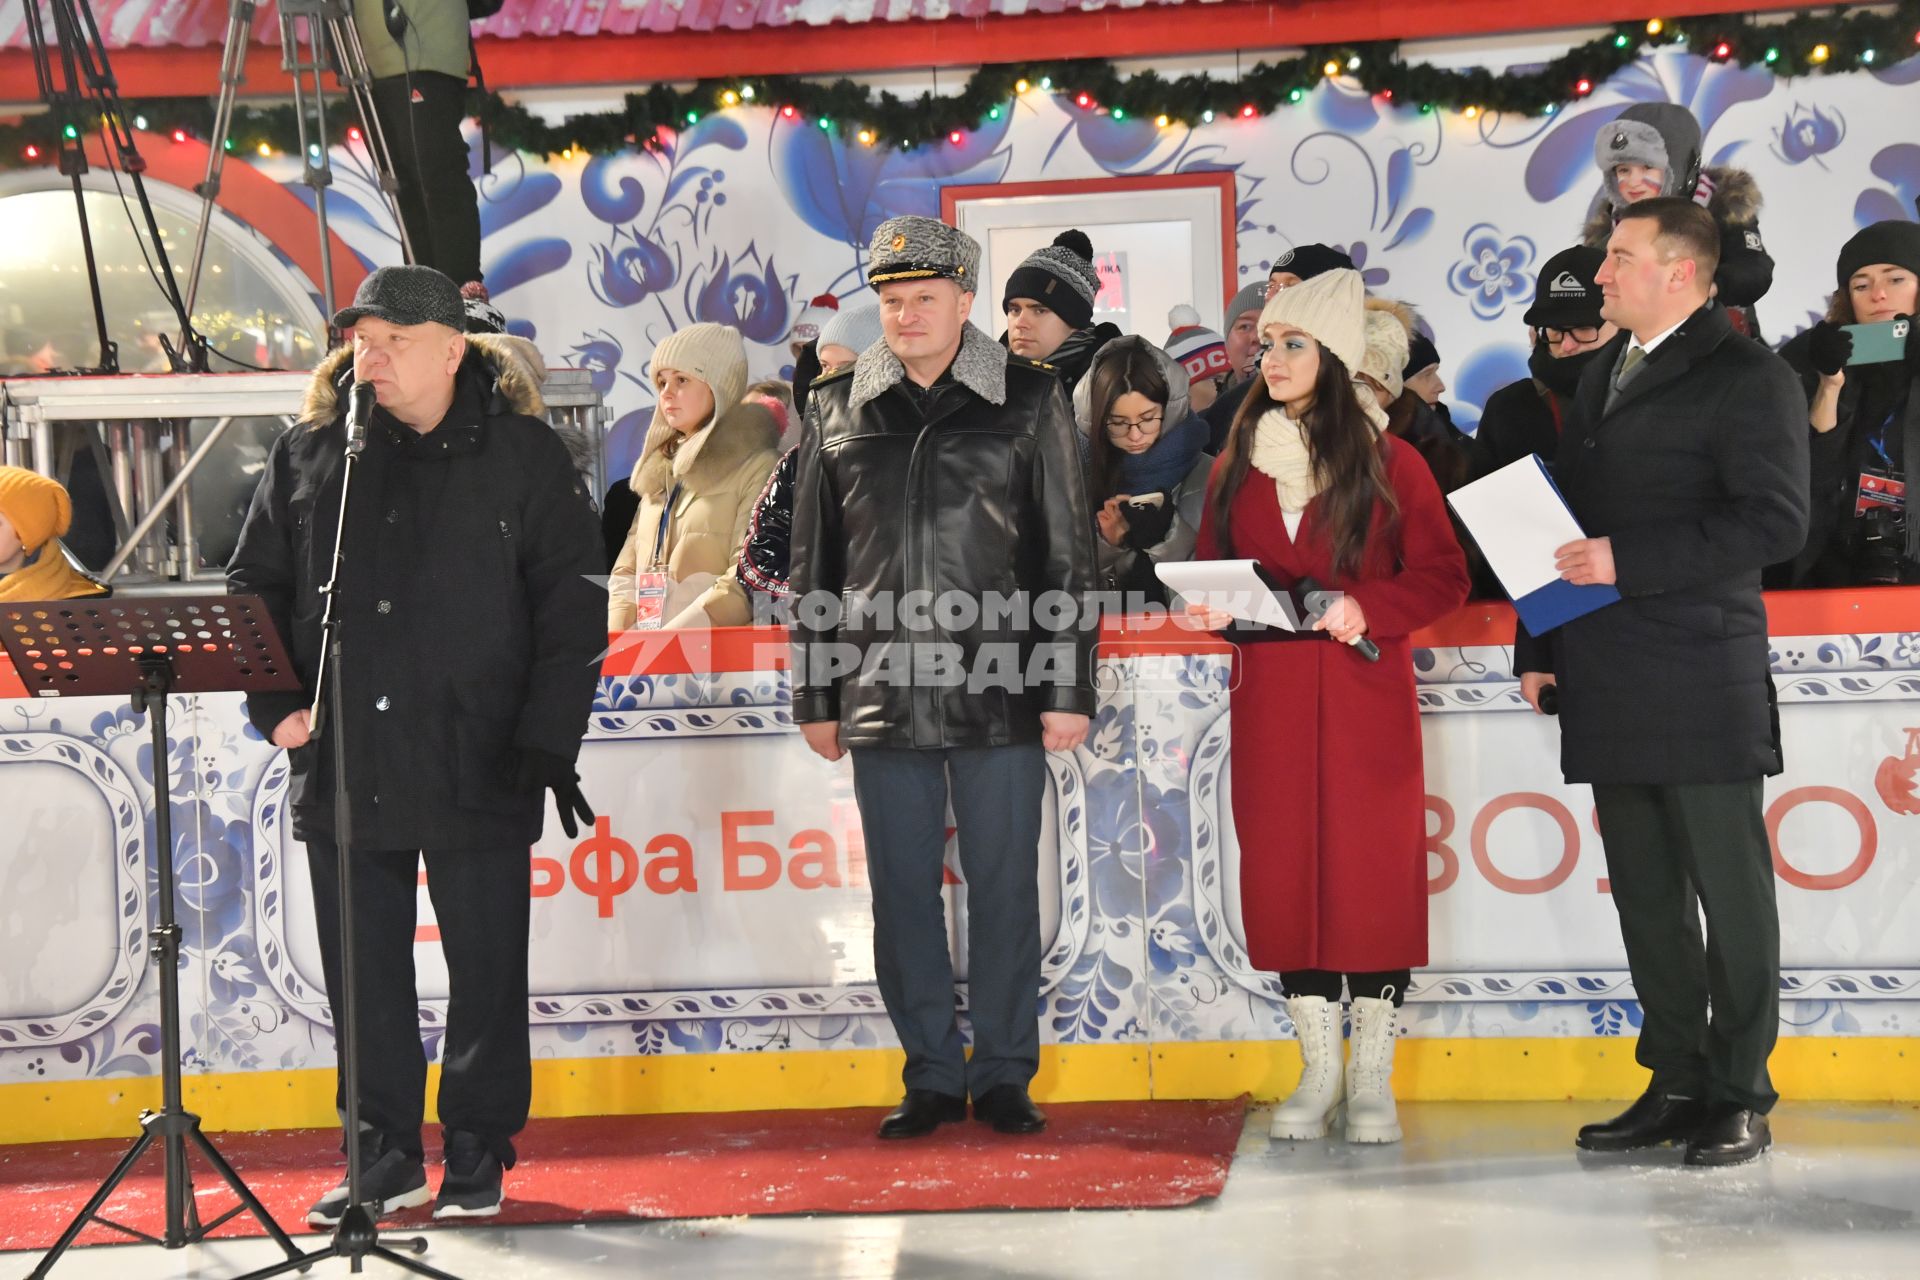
xmin=1186 ymin=268 xmax=1468 ymax=1145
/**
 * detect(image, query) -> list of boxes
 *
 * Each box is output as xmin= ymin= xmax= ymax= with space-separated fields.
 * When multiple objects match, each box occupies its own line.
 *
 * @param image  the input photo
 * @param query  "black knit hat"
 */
xmin=1524 ymin=245 xmax=1608 ymax=328
xmin=1002 ymin=229 xmax=1101 ymax=330
xmin=1836 ymin=221 xmax=1920 ymax=291
xmin=1404 ymin=331 xmax=1441 ymax=378
xmin=1271 ymin=243 xmax=1356 ymax=282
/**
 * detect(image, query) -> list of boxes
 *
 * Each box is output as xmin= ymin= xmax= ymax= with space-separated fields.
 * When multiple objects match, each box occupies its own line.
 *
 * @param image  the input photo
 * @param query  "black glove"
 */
xmin=1806 ymin=321 xmax=1853 ymax=378
xmin=515 ymin=748 xmax=594 ymax=840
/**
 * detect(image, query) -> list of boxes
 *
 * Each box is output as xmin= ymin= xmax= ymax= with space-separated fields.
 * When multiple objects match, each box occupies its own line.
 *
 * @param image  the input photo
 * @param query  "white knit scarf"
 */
xmin=1250 ymin=408 xmax=1320 ymax=513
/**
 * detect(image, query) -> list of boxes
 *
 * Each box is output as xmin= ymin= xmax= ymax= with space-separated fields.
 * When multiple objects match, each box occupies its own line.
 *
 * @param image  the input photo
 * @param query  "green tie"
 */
xmin=1616 ymin=344 xmax=1647 ymax=390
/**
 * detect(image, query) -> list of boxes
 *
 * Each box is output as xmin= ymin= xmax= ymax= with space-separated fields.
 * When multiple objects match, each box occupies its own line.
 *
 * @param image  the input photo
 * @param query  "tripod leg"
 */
xmin=187 ymin=1124 xmax=308 ymax=1261
xmin=27 ymin=1131 xmax=156 ymax=1280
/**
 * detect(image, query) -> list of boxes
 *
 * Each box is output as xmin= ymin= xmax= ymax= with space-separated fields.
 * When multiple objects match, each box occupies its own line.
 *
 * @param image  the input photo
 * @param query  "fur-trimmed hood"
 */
xmin=1581 ymin=164 xmax=1764 ymax=247
xmin=298 ymin=332 xmax=549 ymax=428
xmin=632 ymin=400 xmax=782 ymax=503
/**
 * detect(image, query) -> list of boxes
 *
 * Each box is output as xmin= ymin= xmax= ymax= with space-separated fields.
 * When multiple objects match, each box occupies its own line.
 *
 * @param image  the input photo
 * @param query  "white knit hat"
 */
xmin=1358 ymin=303 xmax=1412 ymax=401
xmin=817 ymin=305 xmax=885 ymax=358
xmin=1257 ymin=268 xmax=1367 ymax=375
xmin=651 ymin=323 xmax=748 ymax=413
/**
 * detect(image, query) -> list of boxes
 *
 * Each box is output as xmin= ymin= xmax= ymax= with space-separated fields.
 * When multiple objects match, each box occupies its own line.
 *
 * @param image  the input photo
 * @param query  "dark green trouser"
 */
xmin=1592 ymin=780 xmax=1780 ymax=1113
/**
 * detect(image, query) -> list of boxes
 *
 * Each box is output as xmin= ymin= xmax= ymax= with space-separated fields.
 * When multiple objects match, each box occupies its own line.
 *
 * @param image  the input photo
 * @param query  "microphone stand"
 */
xmin=235 ymin=391 xmax=461 ymax=1280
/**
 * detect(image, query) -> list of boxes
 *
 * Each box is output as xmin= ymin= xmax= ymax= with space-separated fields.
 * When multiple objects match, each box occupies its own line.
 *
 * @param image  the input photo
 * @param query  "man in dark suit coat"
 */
xmin=1515 ymin=198 xmax=1808 ymax=1166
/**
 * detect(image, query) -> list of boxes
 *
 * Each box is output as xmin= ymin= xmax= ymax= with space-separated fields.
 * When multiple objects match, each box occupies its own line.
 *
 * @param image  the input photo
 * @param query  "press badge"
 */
xmin=1856 ymin=471 xmax=1906 ymax=517
xmin=631 ymin=570 xmax=671 ymax=629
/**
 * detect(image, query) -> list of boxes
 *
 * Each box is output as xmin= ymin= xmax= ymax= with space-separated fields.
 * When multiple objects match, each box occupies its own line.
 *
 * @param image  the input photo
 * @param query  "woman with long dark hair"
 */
xmin=1072 ymin=335 xmax=1211 ymax=604
xmin=1185 ymin=268 xmax=1468 ymax=1146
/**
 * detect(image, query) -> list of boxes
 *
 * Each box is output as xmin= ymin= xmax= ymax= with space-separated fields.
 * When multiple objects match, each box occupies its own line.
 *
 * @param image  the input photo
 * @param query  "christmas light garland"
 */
xmin=4 ymin=6 xmax=1918 ymax=166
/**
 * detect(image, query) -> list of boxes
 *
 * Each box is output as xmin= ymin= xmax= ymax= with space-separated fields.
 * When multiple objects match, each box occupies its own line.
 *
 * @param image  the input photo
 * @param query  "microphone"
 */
xmin=345 ymin=381 xmax=376 ymax=456
xmin=1298 ymin=577 xmax=1382 ymax=663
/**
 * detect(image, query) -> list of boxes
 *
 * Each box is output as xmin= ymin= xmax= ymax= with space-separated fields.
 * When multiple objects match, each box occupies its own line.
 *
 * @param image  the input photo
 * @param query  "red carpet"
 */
xmin=0 ymin=1099 xmax=1246 ymax=1250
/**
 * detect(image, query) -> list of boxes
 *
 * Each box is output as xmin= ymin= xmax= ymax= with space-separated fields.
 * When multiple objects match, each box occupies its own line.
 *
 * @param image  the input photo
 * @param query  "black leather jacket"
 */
xmin=789 ymin=326 xmax=1099 ymax=749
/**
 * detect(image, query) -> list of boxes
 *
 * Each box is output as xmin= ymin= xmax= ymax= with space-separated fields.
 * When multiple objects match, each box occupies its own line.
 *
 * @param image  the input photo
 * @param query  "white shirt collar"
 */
xmin=1630 ymin=318 xmax=1688 ymax=359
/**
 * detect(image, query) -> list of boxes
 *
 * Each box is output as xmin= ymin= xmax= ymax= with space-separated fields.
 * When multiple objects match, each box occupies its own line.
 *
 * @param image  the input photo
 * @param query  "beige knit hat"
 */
xmin=650 ymin=323 xmax=749 ymax=415
xmin=1358 ymin=299 xmax=1414 ymax=401
xmin=1258 ymin=268 xmax=1367 ymax=375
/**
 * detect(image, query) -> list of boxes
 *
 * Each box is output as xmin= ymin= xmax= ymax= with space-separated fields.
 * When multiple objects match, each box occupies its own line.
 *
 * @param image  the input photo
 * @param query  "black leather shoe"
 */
xmin=878 ymin=1089 xmax=968 ymax=1139
xmin=1574 ymin=1091 xmax=1709 ymax=1152
xmin=972 ymin=1084 xmax=1047 ymax=1135
xmin=1684 ymin=1107 xmax=1771 ymax=1167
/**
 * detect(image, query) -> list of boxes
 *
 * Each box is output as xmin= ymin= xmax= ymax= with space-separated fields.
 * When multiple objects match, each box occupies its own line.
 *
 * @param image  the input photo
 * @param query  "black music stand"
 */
xmin=2 ymin=594 xmax=306 ymax=1276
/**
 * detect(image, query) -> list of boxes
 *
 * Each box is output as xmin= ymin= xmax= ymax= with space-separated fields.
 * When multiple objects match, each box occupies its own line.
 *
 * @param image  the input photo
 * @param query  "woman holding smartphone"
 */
xmin=1184 ymin=269 xmax=1468 ymax=1145
xmin=1777 ymin=221 xmax=1920 ymax=587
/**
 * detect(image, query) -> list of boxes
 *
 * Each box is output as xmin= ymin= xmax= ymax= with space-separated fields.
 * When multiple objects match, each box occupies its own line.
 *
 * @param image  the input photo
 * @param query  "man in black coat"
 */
xmin=1473 ymin=244 xmax=1617 ymax=476
xmin=791 ymin=215 xmax=1097 ymax=1140
xmin=229 ymin=266 xmax=604 ymax=1222
xmin=1516 ymin=200 xmax=1808 ymax=1166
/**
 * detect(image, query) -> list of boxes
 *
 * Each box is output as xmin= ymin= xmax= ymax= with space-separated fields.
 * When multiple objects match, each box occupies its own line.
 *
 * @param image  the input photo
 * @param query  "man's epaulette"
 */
xmin=1011 ymin=355 xmax=1059 ymax=374
xmin=810 ymin=365 xmax=855 ymax=388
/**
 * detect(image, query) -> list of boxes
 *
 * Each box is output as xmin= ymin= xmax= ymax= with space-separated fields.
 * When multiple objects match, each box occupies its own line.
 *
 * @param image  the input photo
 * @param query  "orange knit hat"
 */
xmin=0 ymin=465 xmax=74 ymax=554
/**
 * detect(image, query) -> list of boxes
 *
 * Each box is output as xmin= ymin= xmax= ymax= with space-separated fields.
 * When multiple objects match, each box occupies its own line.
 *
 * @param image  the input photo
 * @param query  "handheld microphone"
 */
xmin=345 ymin=381 xmax=376 ymax=456
xmin=1538 ymin=682 xmax=1560 ymax=716
xmin=1298 ymin=577 xmax=1382 ymax=663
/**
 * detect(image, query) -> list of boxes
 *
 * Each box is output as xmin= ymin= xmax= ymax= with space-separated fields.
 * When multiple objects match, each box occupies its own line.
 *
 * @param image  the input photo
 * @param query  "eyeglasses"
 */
xmin=1539 ymin=326 xmax=1603 ymax=345
xmin=1104 ymin=411 xmax=1164 ymax=439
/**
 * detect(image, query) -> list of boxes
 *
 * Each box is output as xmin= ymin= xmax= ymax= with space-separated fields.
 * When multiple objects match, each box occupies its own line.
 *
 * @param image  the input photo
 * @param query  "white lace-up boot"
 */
xmin=1344 ymin=992 xmax=1403 ymax=1144
xmin=1269 ymin=996 xmax=1345 ymax=1140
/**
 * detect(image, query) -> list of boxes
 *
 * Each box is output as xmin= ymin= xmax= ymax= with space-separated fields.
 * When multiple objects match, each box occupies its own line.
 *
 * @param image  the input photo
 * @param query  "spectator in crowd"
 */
xmin=787 ymin=293 xmax=841 ymax=367
xmin=1206 ymin=248 xmax=1358 ymax=452
xmin=608 ymin=324 xmax=779 ymax=630
xmin=1001 ymin=230 xmax=1123 ymax=391
xmin=745 ymin=379 xmax=796 ymax=442
xmin=1776 ymin=220 xmax=1920 ymax=587
xmin=816 ymin=305 xmax=886 ymax=374
xmin=1474 ymin=246 xmax=1617 ymax=475
xmin=1585 ymin=102 xmax=1773 ymax=336
xmin=0 ymin=465 xmax=109 ymax=602
xmin=1518 ymin=200 xmax=1806 ymax=1168
xmin=1402 ymin=330 xmax=1447 ymax=409
xmin=791 ymin=215 xmax=1096 ymax=1140
xmin=1183 ymin=268 xmax=1469 ymax=1147
xmin=1073 ymin=335 xmax=1211 ymax=603
xmin=1356 ymin=302 xmax=1494 ymax=597
xmin=1164 ymin=307 xmax=1234 ymax=413
xmin=353 ymin=0 xmax=484 ymax=293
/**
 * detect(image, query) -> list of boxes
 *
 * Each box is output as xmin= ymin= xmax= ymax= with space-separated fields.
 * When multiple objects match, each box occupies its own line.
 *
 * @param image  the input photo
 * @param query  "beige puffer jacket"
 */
xmin=608 ymin=400 xmax=782 ymax=630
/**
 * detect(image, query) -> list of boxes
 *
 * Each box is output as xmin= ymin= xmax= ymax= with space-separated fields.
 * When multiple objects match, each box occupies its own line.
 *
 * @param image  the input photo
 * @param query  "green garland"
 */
xmin=5 ymin=5 xmax=1919 ymax=164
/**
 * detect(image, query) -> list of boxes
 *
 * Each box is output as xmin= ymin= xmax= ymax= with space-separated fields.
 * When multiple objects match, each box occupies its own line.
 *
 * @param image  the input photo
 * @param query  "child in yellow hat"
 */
xmin=0 ymin=465 xmax=109 ymax=602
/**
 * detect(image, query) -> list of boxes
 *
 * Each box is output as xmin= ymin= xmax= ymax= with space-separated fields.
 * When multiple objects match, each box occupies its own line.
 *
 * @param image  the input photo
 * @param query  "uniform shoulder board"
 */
xmin=810 ymin=365 xmax=855 ymax=387
xmin=1011 ymin=354 xmax=1058 ymax=373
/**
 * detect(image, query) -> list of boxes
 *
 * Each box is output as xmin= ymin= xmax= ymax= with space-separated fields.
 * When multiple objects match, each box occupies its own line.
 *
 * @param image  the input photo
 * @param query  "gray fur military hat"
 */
xmin=866 ymin=215 xmax=982 ymax=290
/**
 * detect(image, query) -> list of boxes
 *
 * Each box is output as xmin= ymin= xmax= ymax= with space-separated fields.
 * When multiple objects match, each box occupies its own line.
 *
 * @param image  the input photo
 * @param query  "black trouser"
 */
xmin=1281 ymin=970 xmax=1411 ymax=1007
xmin=367 ymin=71 xmax=482 ymax=286
xmin=1591 ymin=780 xmax=1780 ymax=1114
xmin=304 ymin=839 xmax=531 ymax=1164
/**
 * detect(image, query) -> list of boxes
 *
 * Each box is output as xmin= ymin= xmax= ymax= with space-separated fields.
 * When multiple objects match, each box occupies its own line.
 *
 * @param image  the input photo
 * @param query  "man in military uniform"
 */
xmin=790 ymin=216 xmax=1098 ymax=1138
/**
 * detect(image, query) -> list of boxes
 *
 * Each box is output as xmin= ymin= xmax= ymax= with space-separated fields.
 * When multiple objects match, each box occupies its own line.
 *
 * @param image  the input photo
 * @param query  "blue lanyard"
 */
xmin=1867 ymin=410 xmax=1898 ymax=469
xmin=650 ymin=483 xmax=681 ymax=568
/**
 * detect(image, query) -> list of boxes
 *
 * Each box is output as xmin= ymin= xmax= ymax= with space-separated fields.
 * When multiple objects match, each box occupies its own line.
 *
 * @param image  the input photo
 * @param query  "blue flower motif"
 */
xmin=1771 ymin=103 xmax=1847 ymax=169
xmin=568 ymin=330 xmax=627 ymax=396
xmin=686 ymin=244 xmax=792 ymax=346
xmin=588 ymin=226 xmax=678 ymax=309
xmin=1448 ymin=225 xmax=1537 ymax=321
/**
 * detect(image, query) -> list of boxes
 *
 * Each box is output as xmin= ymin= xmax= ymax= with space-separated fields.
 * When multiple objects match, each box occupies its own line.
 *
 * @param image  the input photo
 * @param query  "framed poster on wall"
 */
xmin=940 ymin=173 xmax=1238 ymax=343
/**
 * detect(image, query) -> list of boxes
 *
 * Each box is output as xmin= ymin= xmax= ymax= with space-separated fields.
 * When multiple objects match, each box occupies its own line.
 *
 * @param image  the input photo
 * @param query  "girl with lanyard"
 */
xmin=608 ymin=324 xmax=781 ymax=630
xmin=1779 ymin=222 xmax=1920 ymax=586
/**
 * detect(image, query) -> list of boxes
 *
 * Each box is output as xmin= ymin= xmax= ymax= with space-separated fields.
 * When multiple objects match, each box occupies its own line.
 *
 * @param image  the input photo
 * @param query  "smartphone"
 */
xmin=1844 ymin=318 xmax=1911 ymax=366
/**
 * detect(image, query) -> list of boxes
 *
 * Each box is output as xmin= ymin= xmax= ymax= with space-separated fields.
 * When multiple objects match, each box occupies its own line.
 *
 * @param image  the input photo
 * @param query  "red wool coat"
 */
xmin=1195 ymin=434 xmax=1470 ymax=974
